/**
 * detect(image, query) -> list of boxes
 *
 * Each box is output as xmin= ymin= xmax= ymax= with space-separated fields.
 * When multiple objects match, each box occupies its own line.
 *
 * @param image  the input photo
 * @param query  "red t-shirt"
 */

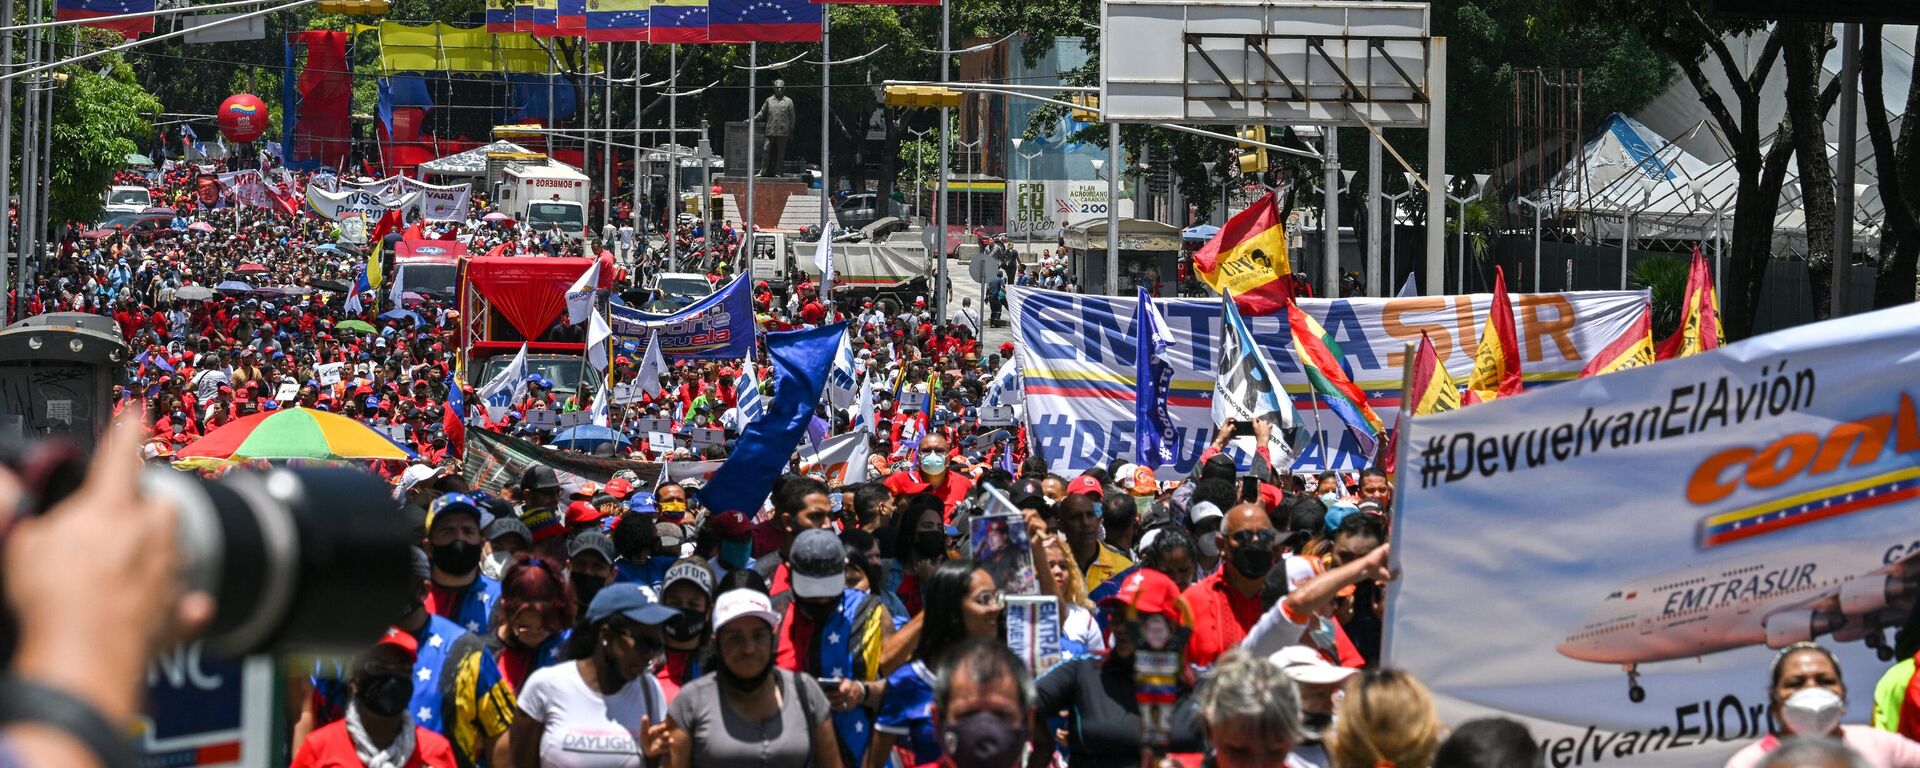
xmin=290 ymin=720 xmax=458 ymax=768
xmin=885 ymin=469 xmax=973 ymax=522
xmin=775 ymin=603 xmax=820 ymax=674
xmin=1181 ymin=567 xmax=1267 ymax=668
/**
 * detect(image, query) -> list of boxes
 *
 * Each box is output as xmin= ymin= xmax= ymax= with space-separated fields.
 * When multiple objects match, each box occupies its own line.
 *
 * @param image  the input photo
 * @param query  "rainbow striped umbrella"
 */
xmin=175 ymin=406 xmax=418 ymax=462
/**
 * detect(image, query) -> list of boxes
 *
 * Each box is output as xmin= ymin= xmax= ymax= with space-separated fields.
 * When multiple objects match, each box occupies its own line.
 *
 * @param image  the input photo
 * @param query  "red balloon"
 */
xmin=216 ymin=93 xmax=269 ymax=144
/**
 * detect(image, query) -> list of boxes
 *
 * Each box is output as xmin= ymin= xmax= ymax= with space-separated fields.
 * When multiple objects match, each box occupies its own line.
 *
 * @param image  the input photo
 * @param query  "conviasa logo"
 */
xmin=1687 ymin=392 xmax=1920 ymax=506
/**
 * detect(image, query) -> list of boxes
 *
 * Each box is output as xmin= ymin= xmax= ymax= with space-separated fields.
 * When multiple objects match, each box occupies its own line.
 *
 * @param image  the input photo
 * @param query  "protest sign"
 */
xmin=899 ymin=391 xmax=929 ymax=414
xmin=1004 ymin=595 xmax=1064 ymax=676
xmin=690 ymin=427 xmax=726 ymax=447
xmin=557 ymin=410 xmax=591 ymax=428
xmin=971 ymin=513 xmax=1037 ymax=595
xmin=635 ymin=417 xmax=671 ymax=434
xmin=610 ymin=274 xmax=755 ymax=361
xmin=1384 ymin=303 xmax=1920 ymax=767
xmin=276 ymin=381 xmax=298 ymax=401
xmin=797 ymin=431 xmax=871 ymax=486
xmin=316 ymin=362 xmax=344 ymax=386
xmin=462 ymin=428 xmax=663 ymax=494
xmin=612 ymin=383 xmax=643 ymax=404
xmin=139 ymin=644 xmax=273 ymax=767
xmin=1010 ymin=286 xmax=1647 ymax=475
xmin=524 ymin=409 xmax=560 ymax=429
xmin=647 ymin=431 xmax=675 ymax=450
xmin=976 ymin=404 xmax=1018 ymax=426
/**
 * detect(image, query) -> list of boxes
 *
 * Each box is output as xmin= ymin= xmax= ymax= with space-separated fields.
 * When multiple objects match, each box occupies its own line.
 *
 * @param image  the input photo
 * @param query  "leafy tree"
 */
xmin=47 ymin=51 xmax=162 ymax=226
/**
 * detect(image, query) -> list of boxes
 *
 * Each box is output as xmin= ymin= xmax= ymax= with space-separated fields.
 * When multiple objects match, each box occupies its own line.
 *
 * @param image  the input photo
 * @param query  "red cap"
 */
xmin=373 ymin=626 xmax=419 ymax=662
xmin=565 ymin=500 xmax=604 ymax=526
xmin=999 ymin=342 xmax=1015 ymax=354
xmin=604 ymin=477 xmax=633 ymax=499
xmin=1068 ymin=475 xmax=1104 ymax=498
xmin=1258 ymin=482 xmax=1284 ymax=512
xmin=571 ymin=482 xmax=600 ymax=499
xmin=1100 ymin=568 xmax=1186 ymax=623
xmin=709 ymin=510 xmax=758 ymax=538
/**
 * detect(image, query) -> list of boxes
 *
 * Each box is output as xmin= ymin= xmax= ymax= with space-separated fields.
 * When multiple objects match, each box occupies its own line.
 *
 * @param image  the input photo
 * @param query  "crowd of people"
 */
xmin=3 ymin=159 xmax=1919 ymax=768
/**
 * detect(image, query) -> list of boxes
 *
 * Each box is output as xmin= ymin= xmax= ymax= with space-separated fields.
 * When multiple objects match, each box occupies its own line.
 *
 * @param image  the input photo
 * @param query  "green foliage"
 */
xmin=1442 ymin=196 xmax=1500 ymax=261
xmin=48 ymin=53 xmax=162 ymax=226
xmin=1629 ymin=255 xmax=1689 ymax=338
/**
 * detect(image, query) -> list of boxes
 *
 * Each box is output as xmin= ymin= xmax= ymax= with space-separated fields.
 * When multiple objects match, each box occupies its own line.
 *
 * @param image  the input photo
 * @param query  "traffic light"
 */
xmin=317 ymin=0 xmax=389 ymax=15
xmin=1236 ymin=126 xmax=1268 ymax=175
xmin=882 ymin=85 xmax=964 ymax=110
xmin=1068 ymin=93 xmax=1100 ymax=122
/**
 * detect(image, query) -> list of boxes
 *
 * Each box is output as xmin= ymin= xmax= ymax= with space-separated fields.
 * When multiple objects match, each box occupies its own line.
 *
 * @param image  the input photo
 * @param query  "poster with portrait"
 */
xmin=971 ymin=513 xmax=1037 ymax=595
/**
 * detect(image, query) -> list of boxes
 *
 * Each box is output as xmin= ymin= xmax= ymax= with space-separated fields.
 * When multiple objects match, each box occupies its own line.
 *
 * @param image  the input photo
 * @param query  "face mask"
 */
xmin=1229 ymin=543 xmax=1276 ymax=579
xmin=481 ymin=550 xmax=511 ymax=580
xmin=1319 ymin=492 xmax=1340 ymax=506
xmin=717 ymin=653 xmax=774 ymax=693
xmin=354 ymin=674 xmax=411 ymax=718
xmin=571 ymin=574 xmax=607 ymax=608
xmin=719 ymin=537 xmax=752 ymax=569
xmin=658 ymin=500 xmax=688 ymax=520
xmin=914 ymin=530 xmax=949 ymax=560
xmin=430 ymin=540 xmax=483 ymax=576
xmin=796 ymin=599 xmax=836 ymax=623
xmin=942 ymin=711 xmax=1029 ymax=768
xmin=920 ymin=454 xmax=947 ymax=475
xmin=1779 ymin=687 xmax=1846 ymax=736
xmin=1196 ymin=531 xmax=1220 ymax=559
xmin=663 ymin=614 xmax=703 ymax=644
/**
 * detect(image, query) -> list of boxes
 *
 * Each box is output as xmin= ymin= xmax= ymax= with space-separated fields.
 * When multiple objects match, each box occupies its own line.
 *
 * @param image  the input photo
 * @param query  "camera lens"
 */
xmin=143 ymin=466 xmax=412 ymax=656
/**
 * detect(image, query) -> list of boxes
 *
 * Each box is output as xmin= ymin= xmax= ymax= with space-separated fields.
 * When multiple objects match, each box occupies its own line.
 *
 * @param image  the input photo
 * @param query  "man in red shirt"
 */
xmin=883 ymin=432 xmax=972 ymax=521
xmin=291 ymin=629 xmax=459 ymax=767
xmin=1180 ymin=502 xmax=1283 ymax=667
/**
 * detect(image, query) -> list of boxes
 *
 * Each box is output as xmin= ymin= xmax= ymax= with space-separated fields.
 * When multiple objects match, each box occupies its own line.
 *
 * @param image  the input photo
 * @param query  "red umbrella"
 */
xmin=236 ymin=263 xmax=269 ymax=274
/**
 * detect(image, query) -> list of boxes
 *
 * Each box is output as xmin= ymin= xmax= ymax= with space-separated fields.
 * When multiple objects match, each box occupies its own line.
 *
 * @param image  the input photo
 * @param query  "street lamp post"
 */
xmin=1620 ymin=178 xmax=1653 ymax=290
xmin=955 ymin=137 xmax=981 ymax=241
xmin=1443 ymin=173 xmax=1489 ymax=293
xmin=1381 ymin=172 xmax=1421 ymax=293
xmin=696 ymin=122 xmax=714 ymax=271
xmin=1011 ymin=137 xmax=1041 ymax=260
xmin=1514 ymin=193 xmax=1554 ymax=292
xmin=1688 ymin=178 xmax=1732 ymax=291
xmin=908 ymin=127 xmax=933 ymax=223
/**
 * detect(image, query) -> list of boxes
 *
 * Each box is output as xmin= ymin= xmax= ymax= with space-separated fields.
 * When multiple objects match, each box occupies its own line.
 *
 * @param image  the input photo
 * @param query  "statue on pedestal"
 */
xmin=755 ymin=79 xmax=795 ymax=177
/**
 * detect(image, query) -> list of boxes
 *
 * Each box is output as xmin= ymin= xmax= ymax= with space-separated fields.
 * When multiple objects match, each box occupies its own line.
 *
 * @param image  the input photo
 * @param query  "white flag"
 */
xmin=1397 ymin=273 xmax=1419 ymax=298
xmin=984 ymin=355 xmax=1024 ymax=407
xmin=389 ymin=264 xmax=407 ymax=311
xmin=1211 ymin=293 xmax=1297 ymax=465
xmin=636 ymin=331 xmax=668 ymax=398
xmin=813 ymin=235 xmax=834 ymax=300
xmin=826 ymin=330 xmax=857 ymax=408
xmin=855 ymin=372 xmax=876 ymax=433
xmin=798 ymin=431 xmax=871 ymax=486
xmin=476 ymin=343 xmax=530 ymax=421
xmin=589 ymin=383 xmax=609 ymax=427
xmin=343 ymin=287 xmax=362 ymax=316
xmin=737 ymin=358 xmax=766 ymax=425
xmin=586 ymin=310 xmax=612 ymax=371
xmin=566 ymin=260 xmax=601 ymax=325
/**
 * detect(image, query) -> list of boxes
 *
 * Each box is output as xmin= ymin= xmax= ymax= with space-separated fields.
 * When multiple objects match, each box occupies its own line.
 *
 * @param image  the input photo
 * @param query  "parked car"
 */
xmin=834 ymin=193 xmax=909 ymax=231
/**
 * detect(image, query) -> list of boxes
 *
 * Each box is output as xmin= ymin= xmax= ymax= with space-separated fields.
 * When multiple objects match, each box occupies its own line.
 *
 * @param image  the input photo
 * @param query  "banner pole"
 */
xmin=1380 ymin=341 xmax=1415 ymax=666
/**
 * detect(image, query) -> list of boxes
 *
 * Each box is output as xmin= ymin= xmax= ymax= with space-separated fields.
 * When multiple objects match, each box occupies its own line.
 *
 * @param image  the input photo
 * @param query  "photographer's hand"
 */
xmin=5 ymin=413 xmax=214 ymax=729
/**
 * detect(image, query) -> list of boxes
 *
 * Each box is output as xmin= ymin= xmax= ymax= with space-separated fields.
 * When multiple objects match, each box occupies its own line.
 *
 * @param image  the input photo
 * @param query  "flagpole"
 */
xmin=1389 ymin=341 xmax=1415 ymax=468
xmin=1308 ymin=389 xmax=1327 ymax=469
xmin=818 ymin=9 xmax=832 ymax=306
xmin=744 ymin=41 xmax=758 ymax=254
xmin=668 ymin=43 xmax=679 ymax=273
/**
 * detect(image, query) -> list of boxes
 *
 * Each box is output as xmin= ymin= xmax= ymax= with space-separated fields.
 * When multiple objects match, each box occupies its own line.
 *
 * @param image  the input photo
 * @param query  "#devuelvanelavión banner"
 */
xmin=1009 ymin=286 xmax=1647 ymax=475
xmin=1385 ymin=302 xmax=1920 ymax=766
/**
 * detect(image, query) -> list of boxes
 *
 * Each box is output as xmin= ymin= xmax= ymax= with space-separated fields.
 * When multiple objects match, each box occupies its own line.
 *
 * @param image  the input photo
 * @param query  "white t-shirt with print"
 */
xmin=517 ymin=661 xmax=667 ymax=768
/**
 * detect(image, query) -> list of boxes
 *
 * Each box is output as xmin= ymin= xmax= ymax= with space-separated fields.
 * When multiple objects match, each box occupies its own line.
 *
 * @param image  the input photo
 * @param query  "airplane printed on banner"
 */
xmin=1557 ymin=535 xmax=1920 ymax=703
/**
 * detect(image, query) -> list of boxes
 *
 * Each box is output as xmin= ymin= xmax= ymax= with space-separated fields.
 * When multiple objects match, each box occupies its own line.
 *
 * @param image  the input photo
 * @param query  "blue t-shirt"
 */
xmin=874 ymin=660 xmax=941 ymax=766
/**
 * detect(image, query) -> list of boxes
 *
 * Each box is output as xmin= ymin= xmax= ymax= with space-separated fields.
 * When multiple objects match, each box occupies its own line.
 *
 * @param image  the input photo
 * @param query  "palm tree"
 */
xmin=1629 ymin=255 xmax=1689 ymax=339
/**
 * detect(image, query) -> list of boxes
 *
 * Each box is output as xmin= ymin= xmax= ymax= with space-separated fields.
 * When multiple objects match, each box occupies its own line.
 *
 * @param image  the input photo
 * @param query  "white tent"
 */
xmin=417 ymin=140 xmax=537 ymax=179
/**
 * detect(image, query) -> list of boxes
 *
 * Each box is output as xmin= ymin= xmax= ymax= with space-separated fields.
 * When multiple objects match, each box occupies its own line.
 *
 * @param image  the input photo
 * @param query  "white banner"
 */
xmin=1010 ymin=287 xmax=1649 ymax=475
xmin=316 ymin=362 xmax=344 ymax=386
xmin=1006 ymin=180 xmax=1128 ymax=238
xmin=303 ymin=176 xmax=471 ymax=222
xmin=217 ymin=170 xmax=272 ymax=209
xmin=1386 ymin=303 xmax=1920 ymax=767
xmin=1004 ymin=594 xmax=1064 ymax=676
xmin=797 ymin=431 xmax=871 ymax=487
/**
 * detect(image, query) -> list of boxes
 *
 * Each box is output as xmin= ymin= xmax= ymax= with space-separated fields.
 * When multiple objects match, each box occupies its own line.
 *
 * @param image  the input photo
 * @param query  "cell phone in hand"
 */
xmin=1228 ymin=420 xmax=1256 ymax=438
xmin=1240 ymin=476 xmax=1260 ymax=503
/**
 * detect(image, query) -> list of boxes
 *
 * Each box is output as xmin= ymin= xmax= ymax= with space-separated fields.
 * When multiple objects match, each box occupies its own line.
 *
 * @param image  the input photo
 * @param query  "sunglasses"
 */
xmin=1228 ymin=529 xmax=1278 ymax=548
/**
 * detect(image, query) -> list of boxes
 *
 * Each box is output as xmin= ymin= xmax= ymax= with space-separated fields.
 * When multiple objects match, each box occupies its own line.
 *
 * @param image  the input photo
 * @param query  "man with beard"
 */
xmin=753 ymin=475 xmax=836 ymax=596
xmin=423 ymin=494 xmax=502 ymax=635
xmin=776 ymin=528 xmax=894 ymax=767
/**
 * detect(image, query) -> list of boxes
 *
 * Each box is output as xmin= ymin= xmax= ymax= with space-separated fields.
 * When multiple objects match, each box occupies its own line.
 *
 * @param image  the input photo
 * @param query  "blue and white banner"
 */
xmin=1010 ymin=286 xmax=1646 ymax=475
xmin=1385 ymin=302 xmax=1920 ymax=767
xmin=611 ymin=274 xmax=755 ymax=361
xmin=476 ymin=343 xmax=530 ymax=421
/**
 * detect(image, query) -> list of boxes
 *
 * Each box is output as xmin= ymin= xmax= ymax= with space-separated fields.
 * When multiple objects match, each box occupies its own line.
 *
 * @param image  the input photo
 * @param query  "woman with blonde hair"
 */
xmin=1039 ymin=533 xmax=1105 ymax=655
xmin=1328 ymin=668 xmax=1444 ymax=768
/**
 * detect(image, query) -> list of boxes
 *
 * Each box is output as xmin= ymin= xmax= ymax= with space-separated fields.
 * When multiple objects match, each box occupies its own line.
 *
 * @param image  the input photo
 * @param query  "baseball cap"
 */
xmin=1008 ymin=478 xmax=1048 ymax=511
xmin=654 ymin=521 xmax=687 ymax=550
xmin=1100 ymin=568 xmax=1185 ymax=623
xmin=568 ymin=531 xmax=616 ymax=563
xmin=483 ymin=516 xmax=533 ymax=544
xmin=1269 ymin=644 xmax=1360 ymax=686
xmin=395 ymin=463 xmax=440 ymax=496
xmin=663 ymin=557 xmax=714 ymax=597
xmin=585 ymin=583 xmax=680 ymax=625
xmin=708 ymin=509 xmax=757 ymax=539
xmin=424 ymin=491 xmax=480 ymax=532
xmin=712 ymin=588 xmax=781 ymax=632
xmin=1067 ymin=475 xmax=1104 ymax=498
xmin=372 ymin=627 xmax=419 ymax=663
xmin=565 ymin=500 xmax=604 ymax=527
xmin=1190 ymin=501 xmax=1225 ymax=527
xmin=604 ymin=477 xmax=634 ymax=499
xmin=520 ymin=465 xmax=561 ymax=492
xmin=788 ymin=528 xmax=847 ymax=599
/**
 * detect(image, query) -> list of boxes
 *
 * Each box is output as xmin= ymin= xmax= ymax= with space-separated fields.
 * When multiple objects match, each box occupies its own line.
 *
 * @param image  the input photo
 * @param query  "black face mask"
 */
xmin=430 ymin=540 xmax=483 ymax=576
xmin=1228 ymin=544 xmax=1276 ymax=579
xmin=354 ymin=674 xmax=411 ymax=718
xmin=662 ymin=613 xmax=704 ymax=644
xmin=796 ymin=599 xmax=836 ymax=623
xmin=913 ymin=530 xmax=948 ymax=560
xmin=572 ymin=574 xmax=607 ymax=609
xmin=942 ymin=711 xmax=1029 ymax=768
xmin=717 ymin=655 xmax=774 ymax=693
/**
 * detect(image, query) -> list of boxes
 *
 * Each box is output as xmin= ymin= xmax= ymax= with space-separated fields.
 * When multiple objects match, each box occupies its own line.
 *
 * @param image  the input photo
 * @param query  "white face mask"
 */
xmin=1779 ymin=687 xmax=1846 ymax=736
xmin=481 ymin=550 xmax=511 ymax=580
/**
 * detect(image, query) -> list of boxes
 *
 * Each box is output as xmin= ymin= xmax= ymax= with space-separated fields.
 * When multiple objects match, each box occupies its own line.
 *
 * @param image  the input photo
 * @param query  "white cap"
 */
xmin=711 ymin=588 xmax=781 ymax=632
xmin=1269 ymin=645 xmax=1359 ymax=686
xmin=394 ymin=463 xmax=440 ymax=497
xmin=1190 ymin=501 xmax=1224 ymax=527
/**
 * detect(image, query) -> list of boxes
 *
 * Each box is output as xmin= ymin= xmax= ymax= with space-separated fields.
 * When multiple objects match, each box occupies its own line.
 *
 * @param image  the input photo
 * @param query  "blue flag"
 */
xmin=1133 ymin=288 xmax=1176 ymax=468
xmin=699 ymin=324 xmax=846 ymax=516
xmin=134 ymin=348 xmax=175 ymax=373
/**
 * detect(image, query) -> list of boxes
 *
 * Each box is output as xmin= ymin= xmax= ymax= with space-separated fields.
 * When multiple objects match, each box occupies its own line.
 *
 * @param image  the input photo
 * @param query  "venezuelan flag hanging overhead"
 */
xmin=708 ymin=0 xmax=820 ymax=42
xmin=586 ymin=0 xmax=650 ymax=41
xmin=532 ymin=0 xmax=560 ymax=35
xmin=54 ymin=0 xmax=154 ymax=38
xmin=650 ymin=0 xmax=709 ymax=42
xmin=486 ymin=0 xmax=516 ymax=33
xmin=558 ymin=0 xmax=587 ymax=33
xmin=514 ymin=0 xmax=535 ymax=31
xmin=810 ymin=0 xmax=935 ymax=7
